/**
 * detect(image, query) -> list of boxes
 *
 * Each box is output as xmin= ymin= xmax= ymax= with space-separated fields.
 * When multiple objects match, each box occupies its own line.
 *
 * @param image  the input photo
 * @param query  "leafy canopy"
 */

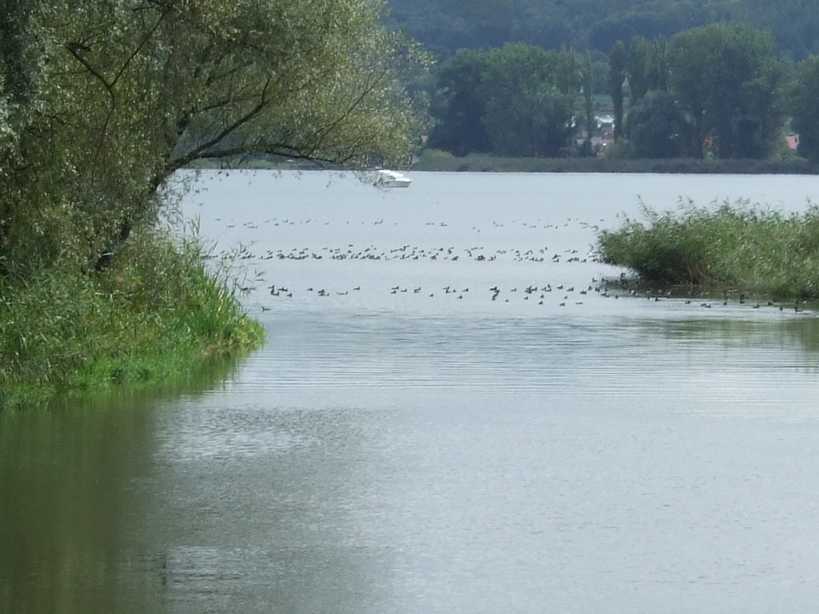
xmin=1 ymin=0 xmax=424 ymax=277
xmin=429 ymin=44 xmax=578 ymax=157
xmin=669 ymin=24 xmax=784 ymax=159
xmin=791 ymin=56 xmax=819 ymax=162
xmin=386 ymin=0 xmax=819 ymax=60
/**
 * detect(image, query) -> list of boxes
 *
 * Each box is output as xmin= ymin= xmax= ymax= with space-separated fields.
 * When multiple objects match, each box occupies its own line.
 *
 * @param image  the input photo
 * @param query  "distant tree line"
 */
xmin=387 ymin=0 xmax=819 ymax=61
xmin=426 ymin=23 xmax=819 ymax=162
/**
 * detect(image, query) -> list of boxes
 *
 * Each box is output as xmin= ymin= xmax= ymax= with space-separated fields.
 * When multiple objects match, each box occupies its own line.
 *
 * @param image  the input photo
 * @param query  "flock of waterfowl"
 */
xmin=231 ymin=243 xmax=596 ymax=265
xmin=215 ymin=216 xmax=603 ymax=232
xmin=264 ymin=281 xmax=605 ymax=307
xmin=259 ymin=280 xmax=806 ymax=312
xmin=209 ymin=215 xmax=805 ymax=315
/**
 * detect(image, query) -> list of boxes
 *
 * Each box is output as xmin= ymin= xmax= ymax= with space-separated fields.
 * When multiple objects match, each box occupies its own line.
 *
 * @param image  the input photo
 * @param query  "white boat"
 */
xmin=374 ymin=169 xmax=412 ymax=188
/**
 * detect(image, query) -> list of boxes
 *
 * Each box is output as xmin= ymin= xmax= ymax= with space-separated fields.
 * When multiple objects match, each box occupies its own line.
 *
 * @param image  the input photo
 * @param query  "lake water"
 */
xmin=3 ymin=171 xmax=819 ymax=613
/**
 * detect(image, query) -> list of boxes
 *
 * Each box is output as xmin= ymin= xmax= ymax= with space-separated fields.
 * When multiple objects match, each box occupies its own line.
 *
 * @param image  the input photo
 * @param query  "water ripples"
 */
xmin=197 ymin=310 xmax=819 ymax=419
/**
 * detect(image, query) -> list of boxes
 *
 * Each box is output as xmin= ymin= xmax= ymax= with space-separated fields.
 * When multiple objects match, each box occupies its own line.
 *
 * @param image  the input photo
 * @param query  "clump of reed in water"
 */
xmin=598 ymin=200 xmax=819 ymax=300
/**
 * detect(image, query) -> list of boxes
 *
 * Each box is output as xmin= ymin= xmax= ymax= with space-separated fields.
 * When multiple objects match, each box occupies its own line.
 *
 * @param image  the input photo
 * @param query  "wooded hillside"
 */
xmin=387 ymin=0 xmax=819 ymax=60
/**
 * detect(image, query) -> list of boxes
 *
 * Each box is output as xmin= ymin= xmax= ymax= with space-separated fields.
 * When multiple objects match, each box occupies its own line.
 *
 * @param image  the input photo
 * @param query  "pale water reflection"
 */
xmin=3 ymin=172 xmax=819 ymax=613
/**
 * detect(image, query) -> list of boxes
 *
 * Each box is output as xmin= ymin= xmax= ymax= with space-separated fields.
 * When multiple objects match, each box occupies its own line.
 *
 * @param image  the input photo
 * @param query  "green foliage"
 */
xmin=480 ymin=45 xmax=578 ymax=157
xmin=427 ymin=49 xmax=491 ymax=155
xmin=669 ymin=24 xmax=785 ymax=159
xmin=414 ymin=148 xmax=458 ymax=169
xmin=608 ymin=41 xmax=626 ymax=141
xmin=739 ymin=0 xmax=819 ymax=60
xmin=626 ymin=36 xmax=669 ymax=101
xmin=2 ymin=0 xmax=424 ymax=278
xmin=581 ymin=53 xmax=595 ymax=153
xmin=412 ymin=149 xmax=817 ymax=174
xmin=589 ymin=56 xmax=611 ymax=96
xmin=429 ymin=44 xmax=579 ymax=157
xmin=427 ymin=24 xmax=795 ymax=162
xmin=791 ymin=56 xmax=819 ymax=162
xmin=0 ymin=232 xmax=264 ymax=410
xmin=626 ymin=90 xmax=687 ymax=158
xmin=599 ymin=203 xmax=819 ymax=298
xmin=386 ymin=0 xmax=819 ymax=60
xmin=1 ymin=0 xmax=420 ymax=406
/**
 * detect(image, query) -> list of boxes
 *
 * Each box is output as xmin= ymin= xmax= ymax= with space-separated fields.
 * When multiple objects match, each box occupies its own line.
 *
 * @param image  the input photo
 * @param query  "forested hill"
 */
xmin=386 ymin=0 xmax=819 ymax=59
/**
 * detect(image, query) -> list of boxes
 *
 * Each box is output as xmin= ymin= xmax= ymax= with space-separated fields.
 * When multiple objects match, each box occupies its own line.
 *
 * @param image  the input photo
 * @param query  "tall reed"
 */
xmin=0 ymin=230 xmax=263 ymax=410
xmin=598 ymin=201 xmax=819 ymax=298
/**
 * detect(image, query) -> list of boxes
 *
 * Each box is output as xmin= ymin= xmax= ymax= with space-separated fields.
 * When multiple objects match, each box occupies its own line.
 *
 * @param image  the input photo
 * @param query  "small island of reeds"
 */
xmin=598 ymin=201 xmax=819 ymax=300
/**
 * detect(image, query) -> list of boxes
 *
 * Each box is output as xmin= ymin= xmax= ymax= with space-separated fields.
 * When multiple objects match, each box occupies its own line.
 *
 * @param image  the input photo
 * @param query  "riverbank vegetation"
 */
xmin=598 ymin=203 xmax=819 ymax=299
xmin=1 ymin=0 xmax=421 ymax=409
xmin=413 ymin=150 xmax=818 ymax=174
xmin=0 ymin=233 xmax=264 ymax=410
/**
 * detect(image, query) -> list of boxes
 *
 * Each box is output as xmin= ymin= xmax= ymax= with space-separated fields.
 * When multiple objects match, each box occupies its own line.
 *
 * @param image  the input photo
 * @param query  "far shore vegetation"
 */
xmin=598 ymin=203 xmax=819 ymax=301
xmin=1 ymin=1 xmax=422 ymax=410
xmin=388 ymin=0 xmax=819 ymax=61
xmin=412 ymin=150 xmax=819 ymax=175
xmin=190 ymin=149 xmax=819 ymax=176
xmin=420 ymin=25 xmax=819 ymax=169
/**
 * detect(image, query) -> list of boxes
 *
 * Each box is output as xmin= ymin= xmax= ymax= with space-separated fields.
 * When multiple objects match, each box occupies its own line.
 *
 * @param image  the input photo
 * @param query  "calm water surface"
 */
xmin=4 ymin=172 xmax=819 ymax=613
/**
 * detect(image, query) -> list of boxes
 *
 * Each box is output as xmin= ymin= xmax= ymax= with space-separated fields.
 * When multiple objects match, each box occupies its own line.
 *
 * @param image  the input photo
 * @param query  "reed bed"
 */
xmin=598 ymin=201 xmax=819 ymax=299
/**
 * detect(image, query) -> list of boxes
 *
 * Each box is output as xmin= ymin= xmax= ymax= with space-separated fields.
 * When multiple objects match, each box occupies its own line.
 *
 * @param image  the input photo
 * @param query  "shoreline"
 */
xmin=187 ymin=154 xmax=819 ymax=176
xmin=411 ymin=152 xmax=819 ymax=175
xmin=1 ymin=304 xmax=264 ymax=413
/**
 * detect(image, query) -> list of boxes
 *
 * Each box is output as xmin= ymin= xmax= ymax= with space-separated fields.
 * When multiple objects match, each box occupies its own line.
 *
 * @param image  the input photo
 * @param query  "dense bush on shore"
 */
xmin=598 ymin=203 xmax=819 ymax=299
xmin=0 ymin=232 xmax=264 ymax=411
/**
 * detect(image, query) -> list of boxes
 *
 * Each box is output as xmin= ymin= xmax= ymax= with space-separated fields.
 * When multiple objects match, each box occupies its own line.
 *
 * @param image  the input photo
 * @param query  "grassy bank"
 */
xmin=598 ymin=203 xmax=819 ymax=299
xmin=0 ymin=231 xmax=264 ymax=411
xmin=413 ymin=149 xmax=819 ymax=174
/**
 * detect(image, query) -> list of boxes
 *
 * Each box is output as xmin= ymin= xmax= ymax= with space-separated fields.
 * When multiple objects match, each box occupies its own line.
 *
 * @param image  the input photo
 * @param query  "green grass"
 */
xmin=0 ymin=230 xmax=264 ymax=411
xmin=598 ymin=201 xmax=819 ymax=299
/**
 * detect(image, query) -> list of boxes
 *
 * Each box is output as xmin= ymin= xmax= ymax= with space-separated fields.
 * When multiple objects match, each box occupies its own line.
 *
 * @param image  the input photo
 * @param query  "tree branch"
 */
xmin=65 ymin=4 xmax=173 ymax=163
xmin=111 ymin=4 xmax=172 ymax=89
xmin=189 ymin=144 xmax=338 ymax=166
xmin=64 ymin=42 xmax=115 ymax=101
xmin=165 ymin=75 xmax=275 ymax=173
xmin=306 ymin=69 xmax=388 ymax=156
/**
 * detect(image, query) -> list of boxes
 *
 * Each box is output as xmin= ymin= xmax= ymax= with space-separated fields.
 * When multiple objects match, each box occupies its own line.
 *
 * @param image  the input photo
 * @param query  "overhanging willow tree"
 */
xmin=1 ymin=0 xmax=424 ymax=276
